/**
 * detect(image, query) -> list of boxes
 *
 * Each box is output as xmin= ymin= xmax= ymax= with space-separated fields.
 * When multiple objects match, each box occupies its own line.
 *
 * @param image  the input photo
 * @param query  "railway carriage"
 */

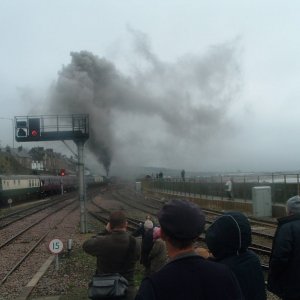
xmin=60 ymin=175 xmax=78 ymax=192
xmin=39 ymin=175 xmax=62 ymax=196
xmin=0 ymin=173 xmax=106 ymax=208
xmin=0 ymin=175 xmax=40 ymax=206
xmin=38 ymin=174 xmax=79 ymax=195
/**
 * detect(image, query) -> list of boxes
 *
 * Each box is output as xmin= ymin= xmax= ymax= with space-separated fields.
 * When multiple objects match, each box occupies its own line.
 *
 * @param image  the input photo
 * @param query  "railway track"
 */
xmin=130 ymin=191 xmax=277 ymax=241
xmin=0 ymin=198 xmax=78 ymax=287
xmin=87 ymin=186 xmax=275 ymax=294
xmin=111 ymin=191 xmax=158 ymax=218
xmin=0 ymin=197 xmax=71 ymax=229
xmin=88 ymin=199 xmax=143 ymax=232
xmin=0 ymin=186 xmax=112 ymax=299
xmin=0 ymin=198 xmax=77 ymax=250
xmin=115 ymin=188 xmax=275 ymax=263
xmin=87 ymin=187 xmax=275 ymax=271
xmin=115 ymin=189 xmax=276 ymax=231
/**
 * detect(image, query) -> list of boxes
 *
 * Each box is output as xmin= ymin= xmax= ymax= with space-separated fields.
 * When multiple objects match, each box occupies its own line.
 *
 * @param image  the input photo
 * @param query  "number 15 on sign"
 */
xmin=49 ymin=239 xmax=64 ymax=254
xmin=49 ymin=239 xmax=63 ymax=270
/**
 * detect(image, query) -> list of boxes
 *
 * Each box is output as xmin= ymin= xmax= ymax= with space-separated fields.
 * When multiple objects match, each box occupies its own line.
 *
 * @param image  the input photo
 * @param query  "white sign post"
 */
xmin=49 ymin=239 xmax=64 ymax=270
xmin=7 ymin=198 xmax=12 ymax=208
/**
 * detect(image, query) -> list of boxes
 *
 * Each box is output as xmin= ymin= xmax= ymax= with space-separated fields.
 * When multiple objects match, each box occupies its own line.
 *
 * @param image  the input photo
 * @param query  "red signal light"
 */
xmin=60 ymin=169 xmax=66 ymax=176
xmin=31 ymin=129 xmax=38 ymax=137
xmin=28 ymin=118 xmax=40 ymax=138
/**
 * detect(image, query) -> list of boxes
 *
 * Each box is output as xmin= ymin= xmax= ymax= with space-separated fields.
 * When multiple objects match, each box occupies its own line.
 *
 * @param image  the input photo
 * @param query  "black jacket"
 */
xmin=132 ymin=224 xmax=154 ymax=268
xmin=206 ymin=212 xmax=266 ymax=300
xmin=268 ymin=214 xmax=300 ymax=298
xmin=135 ymin=253 xmax=243 ymax=300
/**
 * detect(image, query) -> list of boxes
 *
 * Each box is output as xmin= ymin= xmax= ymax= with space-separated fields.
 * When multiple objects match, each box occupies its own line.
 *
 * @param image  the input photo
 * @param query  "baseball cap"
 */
xmin=158 ymin=199 xmax=205 ymax=240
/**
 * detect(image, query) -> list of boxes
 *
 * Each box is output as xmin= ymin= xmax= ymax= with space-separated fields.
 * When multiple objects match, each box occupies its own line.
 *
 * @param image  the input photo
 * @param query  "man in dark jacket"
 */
xmin=83 ymin=211 xmax=141 ymax=300
xmin=135 ymin=199 xmax=243 ymax=300
xmin=268 ymin=195 xmax=300 ymax=300
xmin=205 ymin=211 xmax=266 ymax=300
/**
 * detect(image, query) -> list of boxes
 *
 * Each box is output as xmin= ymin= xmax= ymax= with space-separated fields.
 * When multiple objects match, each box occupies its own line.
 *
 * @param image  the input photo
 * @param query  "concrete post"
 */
xmin=77 ymin=140 xmax=86 ymax=233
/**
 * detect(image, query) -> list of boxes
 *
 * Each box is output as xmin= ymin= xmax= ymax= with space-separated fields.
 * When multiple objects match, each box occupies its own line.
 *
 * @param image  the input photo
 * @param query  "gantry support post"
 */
xmin=77 ymin=140 xmax=87 ymax=233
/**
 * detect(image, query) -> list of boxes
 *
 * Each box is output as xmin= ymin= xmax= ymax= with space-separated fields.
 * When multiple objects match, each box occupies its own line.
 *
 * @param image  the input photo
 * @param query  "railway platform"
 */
xmin=147 ymin=189 xmax=286 ymax=218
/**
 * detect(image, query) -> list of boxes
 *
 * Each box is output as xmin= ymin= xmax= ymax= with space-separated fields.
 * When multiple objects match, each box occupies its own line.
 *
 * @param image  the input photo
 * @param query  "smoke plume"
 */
xmin=50 ymin=33 xmax=241 ymax=173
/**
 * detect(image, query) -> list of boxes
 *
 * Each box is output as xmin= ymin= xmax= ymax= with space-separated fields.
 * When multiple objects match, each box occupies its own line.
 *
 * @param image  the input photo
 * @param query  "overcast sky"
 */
xmin=1 ymin=1 xmax=300 ymax=174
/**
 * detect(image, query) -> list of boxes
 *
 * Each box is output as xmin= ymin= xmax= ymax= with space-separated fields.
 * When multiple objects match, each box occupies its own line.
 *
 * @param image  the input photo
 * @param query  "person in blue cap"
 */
xmin=268 ymin=195 xmax=300 ymax=300
xmin=135 ymin=199 xmax=243 ymax=300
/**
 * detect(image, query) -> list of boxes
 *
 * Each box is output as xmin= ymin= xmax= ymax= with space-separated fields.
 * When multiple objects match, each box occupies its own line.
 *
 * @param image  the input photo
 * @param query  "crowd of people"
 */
xmin=82 ymin=195 xmax=300 ymax=300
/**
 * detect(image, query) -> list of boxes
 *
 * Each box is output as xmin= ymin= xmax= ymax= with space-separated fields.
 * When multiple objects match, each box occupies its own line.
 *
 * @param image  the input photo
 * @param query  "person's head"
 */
xmin=205 ymin=211 xmax=251 ymax=260
xmin=158 ymin=199 xmax=205 ymax=250
xmin=286 ymin=196 xmax=300 ymax=215
xmin=109 ymin=211 xmax=127 ymax=230
xmin=153 ymin=226 xmax=161 ymax=240
xmin=144 ymin=219 xmax=154 ymax=231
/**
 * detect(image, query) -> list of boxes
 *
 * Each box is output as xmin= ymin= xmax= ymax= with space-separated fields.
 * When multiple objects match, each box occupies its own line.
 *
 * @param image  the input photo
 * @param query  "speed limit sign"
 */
xmin=49 ymin=239 xmax=64 ymax=254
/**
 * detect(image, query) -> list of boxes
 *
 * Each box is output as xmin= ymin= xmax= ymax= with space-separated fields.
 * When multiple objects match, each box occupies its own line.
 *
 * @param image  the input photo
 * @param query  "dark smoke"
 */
xmin=49 ymin=33 xmax=241 ymax=173
xmin=50 ymin=53 xmax=119 ymax=174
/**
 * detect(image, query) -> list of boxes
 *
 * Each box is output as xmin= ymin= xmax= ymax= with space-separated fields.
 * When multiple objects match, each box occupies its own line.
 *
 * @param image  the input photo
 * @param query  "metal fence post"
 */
xmin=221 ymin=176 xmax=223 ymax=200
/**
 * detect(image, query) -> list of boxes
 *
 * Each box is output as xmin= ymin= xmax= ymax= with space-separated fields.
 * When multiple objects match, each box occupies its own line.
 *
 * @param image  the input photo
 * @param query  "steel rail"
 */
xmin=0 ymin=203 xmax=79 ymax=286
xmin=0 ymin=199 xmax=77 ymax=249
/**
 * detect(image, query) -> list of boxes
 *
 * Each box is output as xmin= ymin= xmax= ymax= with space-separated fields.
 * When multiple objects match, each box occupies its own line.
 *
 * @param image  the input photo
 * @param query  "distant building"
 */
xmin=31 ymin=160 xmax=44 ymax=171
xmin=29 ymin=147 xmax=76 ymax=175
xmin=3 ymin=146 xmax=77 ymax=175
xmin=10 ymin=147 xmax=32 ymax=169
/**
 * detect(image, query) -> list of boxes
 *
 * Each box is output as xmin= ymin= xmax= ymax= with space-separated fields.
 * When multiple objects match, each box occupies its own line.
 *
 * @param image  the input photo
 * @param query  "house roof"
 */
xmin=10 ymin=148 xmax=32 ymax=159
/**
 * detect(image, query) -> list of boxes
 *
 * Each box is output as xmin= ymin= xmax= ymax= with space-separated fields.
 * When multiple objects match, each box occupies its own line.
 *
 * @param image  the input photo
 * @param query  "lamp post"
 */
xmin=0 ymin=117 xmax=14 ymax=149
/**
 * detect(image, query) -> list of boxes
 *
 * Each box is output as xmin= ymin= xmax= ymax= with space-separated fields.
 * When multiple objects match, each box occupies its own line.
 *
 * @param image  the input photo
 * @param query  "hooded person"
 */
xmin=205 ymin=211 xmax=266 ymax=300
xmin=135 ymin=199 xmax=243 ymax=300
xmin=268 ymin=195 xmax=300 ymax=300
